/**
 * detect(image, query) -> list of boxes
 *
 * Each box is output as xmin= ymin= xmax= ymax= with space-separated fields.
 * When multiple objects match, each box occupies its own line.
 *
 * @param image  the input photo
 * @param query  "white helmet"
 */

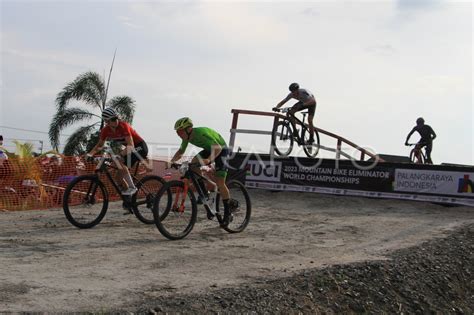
xmin=102 ymin=107 xmax=118 ymax=120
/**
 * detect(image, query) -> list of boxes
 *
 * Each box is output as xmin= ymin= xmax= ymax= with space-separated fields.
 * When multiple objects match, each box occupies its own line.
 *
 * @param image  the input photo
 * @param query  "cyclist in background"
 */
xmin=273 ymin=82 xmax=317 ymax=143
xmin=0 ymin=135 xmax=8 ymax=169
xmin=87 ymin=108 xmax=148 ymax=195
xmin=405 ymin=117 xmax=436 ymax=164
xmin=0 ymin=135 xmax=8 ymax=161
xmin=170 ymin=117 xmax=235 ymax=224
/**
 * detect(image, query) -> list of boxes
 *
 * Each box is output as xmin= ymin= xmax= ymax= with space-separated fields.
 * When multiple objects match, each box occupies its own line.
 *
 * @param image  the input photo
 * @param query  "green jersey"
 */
xmin=179 ymin=127 xmax=227 ymax=152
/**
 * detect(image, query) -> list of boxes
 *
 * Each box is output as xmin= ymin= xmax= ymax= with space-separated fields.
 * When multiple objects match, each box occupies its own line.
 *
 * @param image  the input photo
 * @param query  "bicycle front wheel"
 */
xmin=216 ymin=180 xmax=251 ymax=233
xmin=63 ymin=175 xmax=108 ymax=229
xmin=302 ymin=129 xmax=320 ymax=158
xmin=410 ymin=149 xmax=425 ymax=164
xmin=132 ymin=175 xmax=167 ymax=224
xmin=271 ymin=121 xmax=294 ymax=157
xmin=152 ymin=180 xmax=198 ymax=240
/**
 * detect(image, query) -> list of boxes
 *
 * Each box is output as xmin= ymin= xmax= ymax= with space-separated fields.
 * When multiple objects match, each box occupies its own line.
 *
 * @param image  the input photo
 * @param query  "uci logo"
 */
xmin=246 ymin=161 xmax=282 ymax=182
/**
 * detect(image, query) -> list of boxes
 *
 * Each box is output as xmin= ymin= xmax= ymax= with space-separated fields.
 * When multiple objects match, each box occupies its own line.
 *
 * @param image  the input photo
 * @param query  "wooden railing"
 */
xmin=228 ymin=109 xmax=383 ymax=162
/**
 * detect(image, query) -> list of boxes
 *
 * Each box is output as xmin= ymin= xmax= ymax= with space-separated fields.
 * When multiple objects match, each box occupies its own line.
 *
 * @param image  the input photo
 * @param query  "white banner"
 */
xmin=394 ymin=169 xmax=474 ymax=196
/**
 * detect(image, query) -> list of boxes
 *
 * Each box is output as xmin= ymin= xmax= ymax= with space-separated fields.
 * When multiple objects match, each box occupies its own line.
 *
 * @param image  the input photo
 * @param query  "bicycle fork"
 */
xmin=84 ymin=178 xmax=100 ymax=204
xmin=278 ymin=122 xmax=292 ymax=141
xmin=173 ymin=176 xmax=219 ymax=216
xmin=173 ymin=179 xmax=190 ymax=213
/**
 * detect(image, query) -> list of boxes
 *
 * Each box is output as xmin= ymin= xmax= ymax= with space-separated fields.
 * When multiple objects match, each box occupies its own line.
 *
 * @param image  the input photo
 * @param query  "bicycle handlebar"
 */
xmin=168 ymin=161 xmax=214 ymax=176
xmin=406 ymin=142 xmax=429 ymax=147
xmin=85 ymin=145 xmax=125 ymax=170
xmin=85 ymin=154 xmax=120 ymax=163
xmin=170 ymin=161 xmax=205 ymax=169
xmin=273 ymin=107 xmax=291 ymax=114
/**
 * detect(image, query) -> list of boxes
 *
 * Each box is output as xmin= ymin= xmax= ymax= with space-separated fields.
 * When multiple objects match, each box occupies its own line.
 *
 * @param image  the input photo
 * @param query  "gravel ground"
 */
xmin=136 ymin=224 xmax=473 ymax=314
xmin=1 ymin=190 xmax=473 ymax=313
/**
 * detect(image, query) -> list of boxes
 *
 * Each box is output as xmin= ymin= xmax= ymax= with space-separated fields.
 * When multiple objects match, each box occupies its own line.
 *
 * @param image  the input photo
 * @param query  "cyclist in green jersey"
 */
xmin=170 ymin=117 xmax=235 ymax=223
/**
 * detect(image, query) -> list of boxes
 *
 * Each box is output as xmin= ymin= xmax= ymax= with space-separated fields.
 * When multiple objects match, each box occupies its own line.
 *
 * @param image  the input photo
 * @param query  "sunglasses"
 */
xmin=105 ymin=117 xmax=118 ymax=123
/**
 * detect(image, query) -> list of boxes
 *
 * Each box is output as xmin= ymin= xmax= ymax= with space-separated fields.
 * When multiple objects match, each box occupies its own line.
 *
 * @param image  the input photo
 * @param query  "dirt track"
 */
xmin=1 ymin=190 xmax=473 ymax=312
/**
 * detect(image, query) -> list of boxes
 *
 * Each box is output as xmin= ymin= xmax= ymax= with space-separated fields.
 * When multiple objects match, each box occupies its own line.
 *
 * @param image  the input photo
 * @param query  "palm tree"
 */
xmin=49 ymin=71 xmax=135 ymax=155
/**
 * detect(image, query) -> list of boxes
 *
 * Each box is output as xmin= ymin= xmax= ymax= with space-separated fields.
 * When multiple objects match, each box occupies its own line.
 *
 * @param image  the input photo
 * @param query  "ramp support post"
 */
xmin=229 ymin=111 xmax=239 ymax=151
xmin=269 ymin=116 xmax=279 ymax=156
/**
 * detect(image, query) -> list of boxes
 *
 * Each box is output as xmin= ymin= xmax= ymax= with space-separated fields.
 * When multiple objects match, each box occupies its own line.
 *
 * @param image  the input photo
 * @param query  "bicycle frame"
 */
xmin=91 ymin=148 xmax=144 ymax=203
xmin=277 ymin=108 xmax=309 ymax=143
xmin=174 ymin=162 xmax=219 ymax=216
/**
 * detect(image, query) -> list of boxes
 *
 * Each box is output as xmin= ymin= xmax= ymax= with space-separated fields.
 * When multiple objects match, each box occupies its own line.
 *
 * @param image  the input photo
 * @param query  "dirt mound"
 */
xmin=138 ymin=224 xmax=473 ymax=314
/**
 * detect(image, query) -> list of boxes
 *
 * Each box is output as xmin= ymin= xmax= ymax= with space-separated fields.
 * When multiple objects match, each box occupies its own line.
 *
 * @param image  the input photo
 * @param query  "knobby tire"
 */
xmin=216 ymin=180 xmax=251 ymax=233
xmin=63 ymin=175 xmax=108 ymax=229
xmin=152 ymin=180 xmax=198 ymax=240
xmin=132 ymin=175 xmax=168 ymax=224
xmin=272 ymin=121 xmax=294 ymax=157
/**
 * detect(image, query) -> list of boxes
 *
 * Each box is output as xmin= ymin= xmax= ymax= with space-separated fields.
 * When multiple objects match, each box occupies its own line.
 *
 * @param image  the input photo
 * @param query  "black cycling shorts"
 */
xmin=124 ymin=141 xmax=148 ymax=168
xmin=197 ymin=147 xmax=230 ymax=178
xmin=291 ymin=101 xmax=316 ymax=116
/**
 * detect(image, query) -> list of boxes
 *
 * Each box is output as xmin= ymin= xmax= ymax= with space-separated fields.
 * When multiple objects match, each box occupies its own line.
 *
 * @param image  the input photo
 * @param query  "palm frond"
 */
xmin=63 ymin=124 xmax=98 ymax=156
xmin=107 ymin=96 xmax=136 ymax=123
xmin=52 ymin=69 xmax=139 ymax=156
xmin=49 ymin=108 xmax=96 ymax=150
xmin=55 ymin=72 xmax=105 ymax=112
xmin=12 ymin=140 xmax=35 ymax=158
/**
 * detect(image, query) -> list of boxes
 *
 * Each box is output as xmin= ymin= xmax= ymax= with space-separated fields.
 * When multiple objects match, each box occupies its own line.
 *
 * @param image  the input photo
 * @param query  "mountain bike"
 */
xmin=152 ymin=162 xmax=251 ymax=240
xmin=407 ymin=143 xmax=428 ymax=164
xmin=63 ymin=148 xmax=167 ymax=228
xmin=271 ymin=107 xmax=320 ymax=158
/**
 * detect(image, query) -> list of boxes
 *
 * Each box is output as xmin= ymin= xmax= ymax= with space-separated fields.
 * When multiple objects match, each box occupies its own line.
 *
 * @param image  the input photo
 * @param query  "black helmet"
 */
xmin=416 ymin=117 xmax=425 ymax=125
xmin=289 ymin=82 xmax=299 ymax=92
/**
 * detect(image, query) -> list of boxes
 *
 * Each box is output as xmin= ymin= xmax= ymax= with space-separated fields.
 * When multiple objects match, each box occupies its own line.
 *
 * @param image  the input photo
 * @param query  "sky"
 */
xmin=0 ymin=0 xmax=472 ymax=164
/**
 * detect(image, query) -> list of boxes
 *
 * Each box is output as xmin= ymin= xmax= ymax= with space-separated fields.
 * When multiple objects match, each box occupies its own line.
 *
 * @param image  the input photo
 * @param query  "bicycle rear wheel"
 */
xmin=216 ymin=180 xmax=251 ymax=233
xmin=302 ymin=129 xmax=320 ymax=158
xmin=152 ymin=180 xmax=197 ymax=240
xmin=271 ymin=121 xmax=294 ymax=156
xmin=63 ymin=175 xmax=108 ymax=229
xmin=132 ymin=175 xmax=168 ymax=224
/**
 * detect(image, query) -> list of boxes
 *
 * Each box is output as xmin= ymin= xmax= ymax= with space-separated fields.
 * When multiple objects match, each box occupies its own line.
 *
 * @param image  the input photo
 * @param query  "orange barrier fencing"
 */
xmin=0 ymin=156 xmax=176 ymax=211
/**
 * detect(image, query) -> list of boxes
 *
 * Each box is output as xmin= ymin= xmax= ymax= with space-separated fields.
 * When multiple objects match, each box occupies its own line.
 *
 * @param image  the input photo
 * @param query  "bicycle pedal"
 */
xmin=220 ymin=215 xmax=233 ymax=227
xmin=229 ymin=199 xmax=239 ymax=213
xmin=122 ymin=205 xmax=133 ymax=215
xmin=206 ymin=209 xmax=215 ymax=220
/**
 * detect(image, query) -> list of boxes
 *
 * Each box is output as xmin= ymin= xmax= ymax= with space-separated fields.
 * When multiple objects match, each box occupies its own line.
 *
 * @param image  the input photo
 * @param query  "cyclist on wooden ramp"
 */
xmin=405 ymin=117 xmax=437 ymax=164
xmin=273 ymin=82 xmax=317 ymax=144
